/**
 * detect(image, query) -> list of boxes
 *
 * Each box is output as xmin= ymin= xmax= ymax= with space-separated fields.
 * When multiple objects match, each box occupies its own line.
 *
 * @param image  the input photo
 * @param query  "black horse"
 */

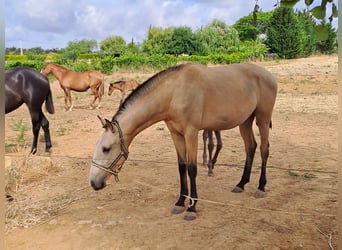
xmin=5 ymin=67 xmax=55 ymax=154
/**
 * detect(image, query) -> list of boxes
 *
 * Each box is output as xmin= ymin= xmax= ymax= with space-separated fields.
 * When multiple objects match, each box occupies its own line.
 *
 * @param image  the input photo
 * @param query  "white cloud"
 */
xmin=5 ymin=0 xmax=336 ymax=49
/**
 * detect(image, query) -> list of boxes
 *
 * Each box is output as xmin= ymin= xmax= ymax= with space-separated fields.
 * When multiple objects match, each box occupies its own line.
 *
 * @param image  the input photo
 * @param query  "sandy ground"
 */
xmin=4 ymin=55 xmax=338 ymax=250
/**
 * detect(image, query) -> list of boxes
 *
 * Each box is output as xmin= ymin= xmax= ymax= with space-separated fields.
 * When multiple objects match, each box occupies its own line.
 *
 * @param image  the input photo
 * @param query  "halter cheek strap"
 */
xmin=91 ymin=120 xmax=129 ymax=182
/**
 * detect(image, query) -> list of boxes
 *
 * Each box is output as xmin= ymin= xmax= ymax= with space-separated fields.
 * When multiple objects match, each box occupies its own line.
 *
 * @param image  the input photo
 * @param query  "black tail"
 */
xmin=45 ymin=90 xmax=55 ymax=114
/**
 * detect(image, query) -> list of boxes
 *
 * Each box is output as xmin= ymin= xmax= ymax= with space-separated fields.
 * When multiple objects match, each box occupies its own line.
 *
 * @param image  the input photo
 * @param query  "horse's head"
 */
xmin=41 ymin=63 xmax=52 ymax=75
xmin=108 ymin=81 xmax=125 ymax=95
xmin=89 ymin=115 xmax=129 ymax=190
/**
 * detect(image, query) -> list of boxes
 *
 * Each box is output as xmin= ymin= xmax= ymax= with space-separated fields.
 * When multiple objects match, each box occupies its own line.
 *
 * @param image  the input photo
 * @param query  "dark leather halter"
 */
xmin=91 ymin=120 xmax=129 ymax=182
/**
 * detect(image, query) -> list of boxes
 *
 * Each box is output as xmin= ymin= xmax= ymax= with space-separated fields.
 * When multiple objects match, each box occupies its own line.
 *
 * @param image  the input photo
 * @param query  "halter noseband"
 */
xmin=91 ymin=120 xmax=129 ymax=182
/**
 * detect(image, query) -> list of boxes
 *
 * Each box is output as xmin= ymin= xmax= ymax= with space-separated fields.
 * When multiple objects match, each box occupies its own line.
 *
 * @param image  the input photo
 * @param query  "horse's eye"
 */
xmin=102 ymin=147 xmax=111 ymax=153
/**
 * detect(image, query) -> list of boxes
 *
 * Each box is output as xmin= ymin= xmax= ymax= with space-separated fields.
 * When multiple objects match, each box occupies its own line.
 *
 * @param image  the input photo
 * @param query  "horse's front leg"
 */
xmin=168 ymin=129 xmax=188 ymax=215
xmin=232 ymin=115 xmax=256 ymax=193
xmin=63 ymin=88 xmax=73 ymax=111
xmin=183 ymin=130 xmax=199 ymax=220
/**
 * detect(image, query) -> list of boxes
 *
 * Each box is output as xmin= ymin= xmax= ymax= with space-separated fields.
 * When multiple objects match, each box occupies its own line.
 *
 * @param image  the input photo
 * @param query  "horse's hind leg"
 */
xmin=40 ymin=112 xmax=52 ymax=152
xmin=207 ymin=130 xmax=215 ymax=176
xmin=210 ymin=130 xmax=222 ymax=171
xmin=202 ymin=130 xmax=208 ymax=165
xmin=255 ymin=119 xmax=271 ymax=198
xmin=232 ymin=114 xmax=257 ymax=193
xmin=29 ymin=110 xmax=41 ymax=154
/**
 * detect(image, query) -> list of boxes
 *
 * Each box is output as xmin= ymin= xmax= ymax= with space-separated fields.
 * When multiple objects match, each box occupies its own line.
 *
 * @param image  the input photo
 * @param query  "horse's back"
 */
xmin=168 ymin=63 xmax=277 ymax=130
xmin=5 ymin=67 xmax=52 ymax=113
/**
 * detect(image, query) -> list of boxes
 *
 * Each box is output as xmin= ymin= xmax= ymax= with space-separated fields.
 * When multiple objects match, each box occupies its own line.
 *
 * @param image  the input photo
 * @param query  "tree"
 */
xmin=100 ymin=36 xmax=127 ymax=57
xmin=196 ymin=19 xmax=240 ymax=55
xmin=297 ymin=10 xmax=316 ymax=57
xmin=266 ymin=7 xmax=303 ymax=59
xmin=165 ymin=26 xmax=200 ymax=55
xmin=142 ymin=26 xmax=173 ymax=55
xmin=316 ymin=20 xmax=337 ymax=54
xmin=61 ymin=39 xmax=97 ymax=61
xmin=233 ymin=11 xmax=273 ymax=41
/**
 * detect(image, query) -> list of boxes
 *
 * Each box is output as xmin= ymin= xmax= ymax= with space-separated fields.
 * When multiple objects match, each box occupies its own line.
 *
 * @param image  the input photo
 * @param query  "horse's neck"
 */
xmin=115 ymin=91 xmax=170 ymax=146
xmin=50 ymin=65 xmax=66 ymax=80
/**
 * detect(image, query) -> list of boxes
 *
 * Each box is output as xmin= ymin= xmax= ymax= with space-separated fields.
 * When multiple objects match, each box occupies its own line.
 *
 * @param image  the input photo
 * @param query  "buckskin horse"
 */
xmin=5 ymin=67 xmax=55 ymax=154
xmin=41 ymin=62 xmax=104 ymax=111
xmin=89 ymin=62 xmax=277 ymax=220
xmin=202 ymin=130 xmax=222 ymax=176
xmin=108 ymin=80 xmax=139 ymax=105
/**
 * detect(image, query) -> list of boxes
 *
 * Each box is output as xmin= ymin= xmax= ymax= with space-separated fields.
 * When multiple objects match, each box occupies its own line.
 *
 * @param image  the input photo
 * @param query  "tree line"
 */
xmin=5 ymin=5 xmax=337 ymax=72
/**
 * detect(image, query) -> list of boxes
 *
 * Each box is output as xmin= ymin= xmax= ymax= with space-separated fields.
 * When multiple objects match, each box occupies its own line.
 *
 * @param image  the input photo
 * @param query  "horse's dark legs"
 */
xmin=29 ymin=110 xmax=41 ymax=154
xmin=40 ymin=112 xmax=52 ymax=153
xmin=207 ymin=130 xmax=214 ymax=175
xmin=232 ymin=115 xmax=257 ymax=193
xmin=205 ymin=131 xmax=222 ymax=176
xmin=212 ymin=131 xmax=222 ymax=166
xmin=255 ymin=121 xmax=271 ymax=198
xmin=172 ymin=161 xmax=188 ymax=211
xmin=168 ymin=128 xmax=198 ymax=220
xmin=202 ymin=130 xmax=208 ymax=165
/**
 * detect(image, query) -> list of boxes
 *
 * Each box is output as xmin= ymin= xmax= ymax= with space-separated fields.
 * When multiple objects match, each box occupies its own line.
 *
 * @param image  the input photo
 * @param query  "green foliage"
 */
xmin=100 ymin=36 xmax=127 ymax=57
xmin=266 ymin=7 xmax=303 ymax=59
xmin=5 ymin=55 xmax=27 ymax=61
xmin=5 ymin=60 xmax=44 ymax=71
xmin=165 ymin=26 xmax=200 ymax=55
xmin=233 ymin=11 xmax=273 ymax=41
xmin=142 ymin=26 xmax=174 ymax=55
xmin=196 ymin=19 xmax=240 ymax=55
xmin=61 ymin=39 xmax=97 ymax=61
xmin=316 ymin=20 xmax=337 ymax=54
xmin=281 ymin=0 xmax=338 ymax=40
xmin=297 ymin=11 xmax=316 ymax=57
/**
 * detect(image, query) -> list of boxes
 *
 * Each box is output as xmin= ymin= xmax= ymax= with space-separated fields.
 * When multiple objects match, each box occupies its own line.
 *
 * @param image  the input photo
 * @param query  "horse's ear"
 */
xmin=104 ymin=119 xmax=116 ymax=133
xmin=97 ymin=115 xmax=106 ymax=127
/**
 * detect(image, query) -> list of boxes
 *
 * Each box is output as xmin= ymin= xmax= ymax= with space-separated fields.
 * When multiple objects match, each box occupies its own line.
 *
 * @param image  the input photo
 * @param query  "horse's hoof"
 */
xmin=208 ymin=171 xmax=214 ymax=177
xmin=171 ymin=205 xmax=185 ymax=214
xmin=184 ymin=211 xmax=197 ymax=221
xmin=6 ymin=194 xmax=14 ymax=202
xmin=255 ymin=190 xmax=267 ymax=198
xmin=231 ymin=186 xmax=244 ymax=193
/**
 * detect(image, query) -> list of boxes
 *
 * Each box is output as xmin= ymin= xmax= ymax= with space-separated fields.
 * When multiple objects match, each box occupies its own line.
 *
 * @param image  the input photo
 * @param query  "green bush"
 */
xmin=5 ymin=55 xmax=27 ymax=61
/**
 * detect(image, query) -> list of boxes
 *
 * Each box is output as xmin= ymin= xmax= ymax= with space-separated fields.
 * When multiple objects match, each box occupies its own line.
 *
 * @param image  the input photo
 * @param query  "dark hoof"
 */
xmin=208 ymin=170 xmax=214 ymax=177
xmin=231 ymin=186 xmax=244 ymax=193
xmin=171 ymin=205 xmax=185 ymax=214
xmin=184 ymin=211 xmax=197 ymax=221
xmin=30 ymin=148 xmax=37 ymax=155
xmin=255 ymin=190 xmax=267 ymax=198
xmin=6 ymin=194 xmax=14 ymax=202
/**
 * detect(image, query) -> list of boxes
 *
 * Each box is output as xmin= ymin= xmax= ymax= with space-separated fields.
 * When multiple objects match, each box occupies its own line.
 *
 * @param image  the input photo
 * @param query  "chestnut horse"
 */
xmin=5 ymin=67 xmax=55 ymax=154
xmin=41 ymin=62 xmax=104 ymax=111
xmin=89 ymin=62 xmax=277 ymax=220
xmin=108 ymin=80 xmax=139 ymax=105
xmin=202 ymin=130 xmax=222 ymax=176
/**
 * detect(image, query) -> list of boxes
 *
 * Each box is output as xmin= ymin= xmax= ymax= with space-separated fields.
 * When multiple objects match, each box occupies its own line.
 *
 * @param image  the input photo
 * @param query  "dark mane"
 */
xmin=112 ymin=64 xmax=186 ymax=120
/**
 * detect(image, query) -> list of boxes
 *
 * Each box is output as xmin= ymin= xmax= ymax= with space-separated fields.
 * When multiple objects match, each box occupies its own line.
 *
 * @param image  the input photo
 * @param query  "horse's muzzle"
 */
xmin=90 ymin=180 xmax=106 ymax=191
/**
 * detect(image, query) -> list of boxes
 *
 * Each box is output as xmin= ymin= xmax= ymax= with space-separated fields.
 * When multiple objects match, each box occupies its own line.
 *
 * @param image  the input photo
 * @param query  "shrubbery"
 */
xmin=5 ymin=50 xmax=267 ymax=74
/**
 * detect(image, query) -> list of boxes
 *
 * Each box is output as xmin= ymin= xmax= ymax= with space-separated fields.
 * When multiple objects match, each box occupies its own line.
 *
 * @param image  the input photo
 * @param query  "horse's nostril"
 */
xmin=90 ymin=180 xmax=106 ymax=191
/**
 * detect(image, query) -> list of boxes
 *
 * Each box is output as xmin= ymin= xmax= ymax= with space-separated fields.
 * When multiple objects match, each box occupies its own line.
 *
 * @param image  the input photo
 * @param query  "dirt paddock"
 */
xmin=5 ymin=55 xmax=338 ymax=249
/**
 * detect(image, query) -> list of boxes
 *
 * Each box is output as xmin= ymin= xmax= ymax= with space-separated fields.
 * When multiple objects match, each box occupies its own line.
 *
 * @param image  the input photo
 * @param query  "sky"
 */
xmin=5 ymin=0 xmax=338 ymax=50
